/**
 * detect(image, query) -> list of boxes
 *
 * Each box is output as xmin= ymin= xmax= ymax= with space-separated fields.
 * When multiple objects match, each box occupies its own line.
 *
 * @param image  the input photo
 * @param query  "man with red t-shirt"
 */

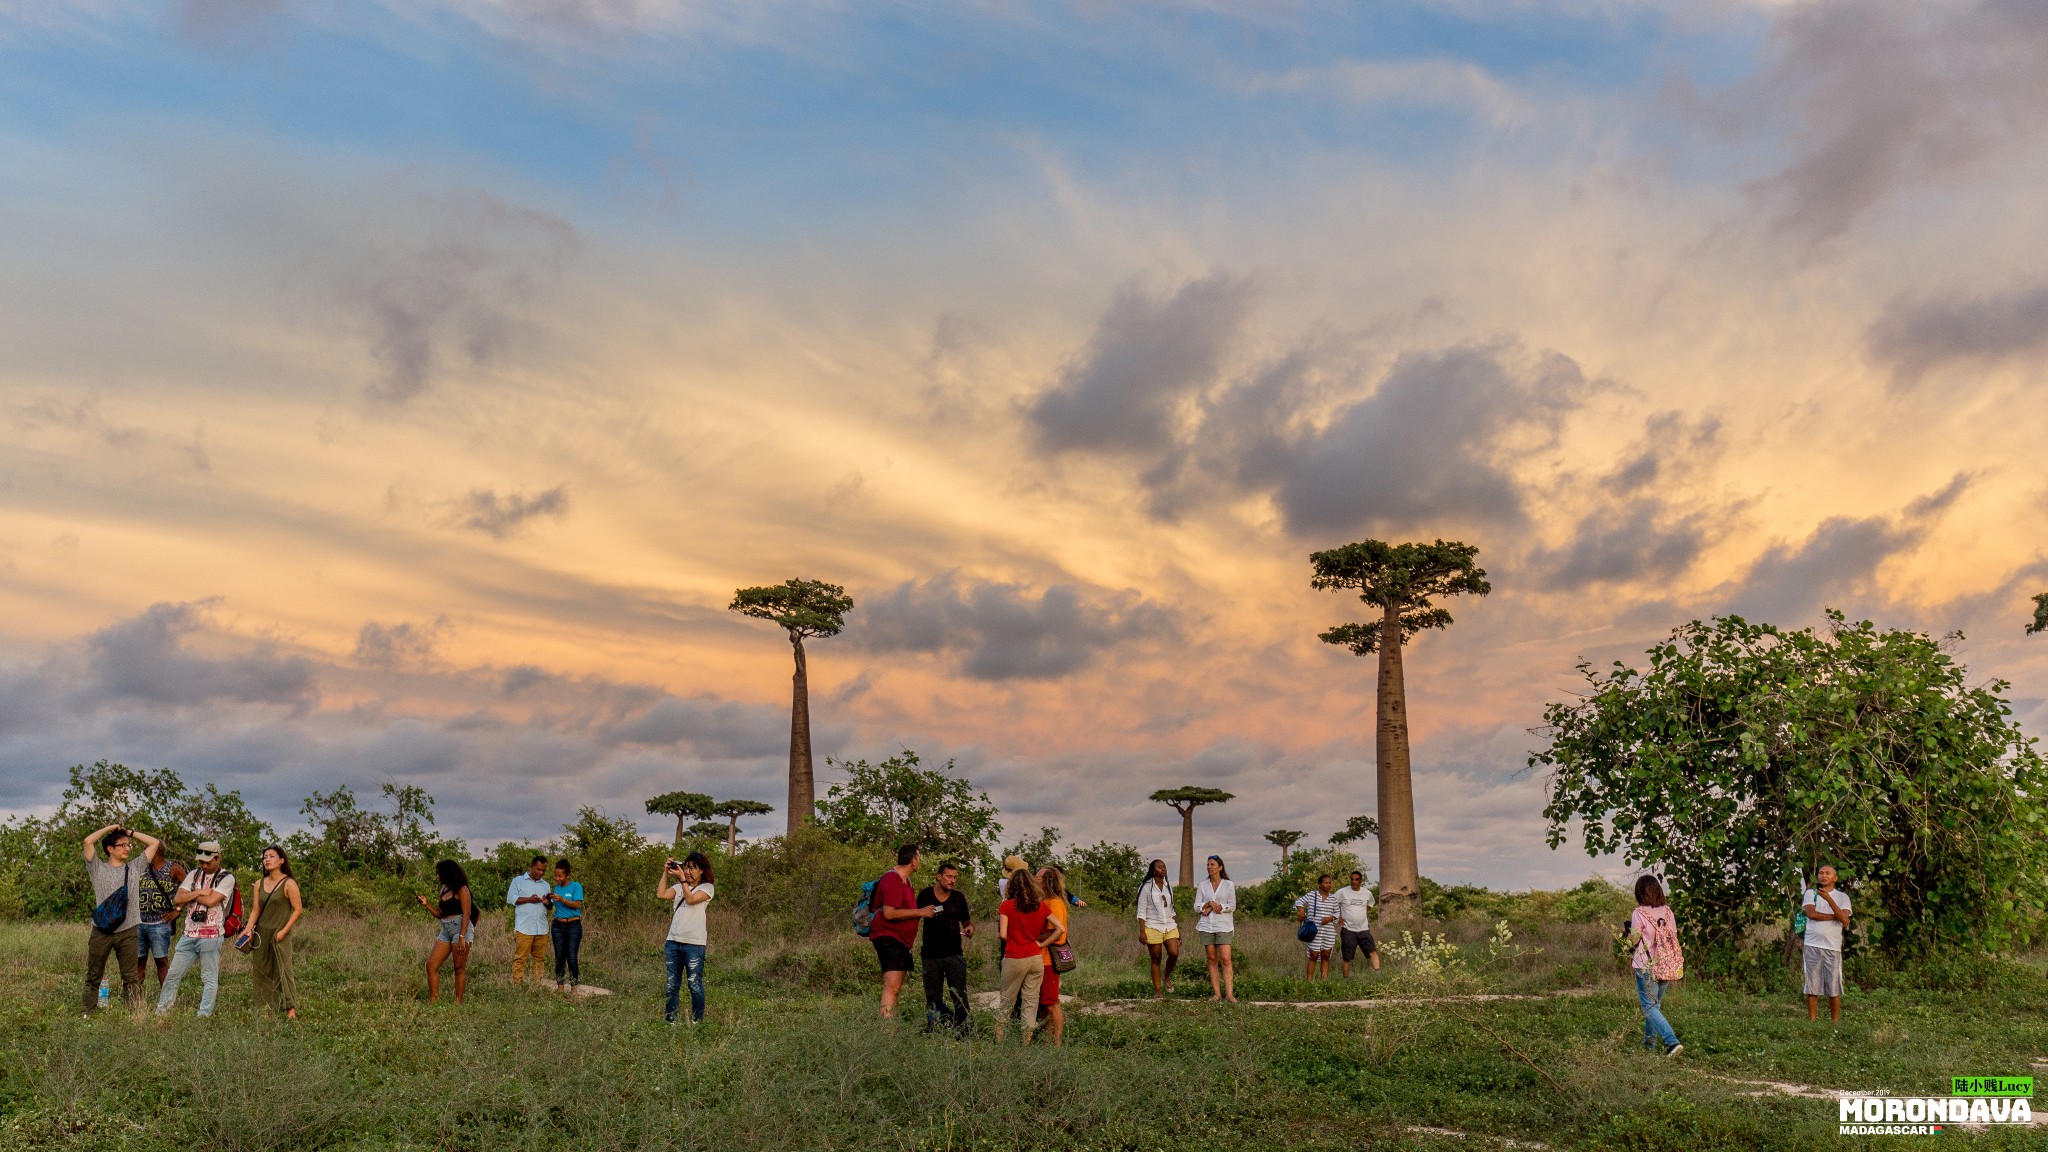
xmin=871 ymin=842 xmax=940 ymax=1018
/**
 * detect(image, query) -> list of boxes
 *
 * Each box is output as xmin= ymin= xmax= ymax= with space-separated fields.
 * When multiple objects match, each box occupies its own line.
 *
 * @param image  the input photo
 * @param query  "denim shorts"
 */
xmin=137 ymin=921 xmax=176 ymax=959
xmin=436 ymin=916 xmax=474 ymax=945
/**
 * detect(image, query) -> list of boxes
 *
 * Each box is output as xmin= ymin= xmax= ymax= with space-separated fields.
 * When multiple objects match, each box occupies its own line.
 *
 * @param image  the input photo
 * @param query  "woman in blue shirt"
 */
xmin=549 ymin=859 xmax=585 ymax=991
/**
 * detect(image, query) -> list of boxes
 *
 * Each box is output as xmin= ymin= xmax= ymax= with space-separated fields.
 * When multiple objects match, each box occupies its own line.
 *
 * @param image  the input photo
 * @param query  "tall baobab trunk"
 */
xmin=787 ymin=635 xmax=814 ymax=835
xmin=725 ymin=816 xmax=738 ymax=856
xmin=674 ymin=813 xmax=688 ymax=846
xmin=1377 ymin=602 xmax=1420 ymax=925
xmin=1176 ymin=804 xmax=1195 ymax=889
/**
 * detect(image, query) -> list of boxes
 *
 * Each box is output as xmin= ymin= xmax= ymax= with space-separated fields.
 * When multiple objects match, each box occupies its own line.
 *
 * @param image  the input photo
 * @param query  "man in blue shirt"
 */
xmin=549 ymin=859 xmax=585 ymax=991
xmin=506 ymin=856 xmax=552 ymax=985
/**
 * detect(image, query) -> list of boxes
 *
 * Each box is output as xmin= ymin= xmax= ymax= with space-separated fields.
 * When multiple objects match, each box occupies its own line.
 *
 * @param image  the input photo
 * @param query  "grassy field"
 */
xmin=1 ymin=905 xmax=2043 ymax=1151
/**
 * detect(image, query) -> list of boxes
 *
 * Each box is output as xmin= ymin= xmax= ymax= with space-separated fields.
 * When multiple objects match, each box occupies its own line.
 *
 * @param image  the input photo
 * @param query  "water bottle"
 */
xmin=98 ymin=979 xmax=110 ymax=1010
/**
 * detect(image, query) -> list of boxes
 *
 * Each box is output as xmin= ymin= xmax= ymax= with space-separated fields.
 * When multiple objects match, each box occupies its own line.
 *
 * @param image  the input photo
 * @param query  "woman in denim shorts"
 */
xmin=414 ymin=859 xmax=475 ymax=1004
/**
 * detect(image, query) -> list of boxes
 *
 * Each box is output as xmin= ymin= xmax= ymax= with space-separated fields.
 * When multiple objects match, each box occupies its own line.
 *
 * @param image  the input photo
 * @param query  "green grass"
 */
xmin=1 ymin=907 xmax=2042 ymax=1151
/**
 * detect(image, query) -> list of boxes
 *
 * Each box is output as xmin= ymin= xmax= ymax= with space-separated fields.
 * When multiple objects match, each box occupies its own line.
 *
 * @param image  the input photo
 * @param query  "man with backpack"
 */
xmin=80 ymin=823 xmax=163 ymax=1015
xmin=867 ymin=843 xmax=940 ymax=1019
xmin=156 ymin=841 xmax=238 ymax=1018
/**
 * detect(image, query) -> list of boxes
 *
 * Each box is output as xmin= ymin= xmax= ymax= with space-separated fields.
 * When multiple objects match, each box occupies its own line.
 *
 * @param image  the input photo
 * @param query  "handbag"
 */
xmin=1049 ymin=940 xmax=1077 ymax=974
xmin=1296 ymin=894 xmax=1323 ymax=942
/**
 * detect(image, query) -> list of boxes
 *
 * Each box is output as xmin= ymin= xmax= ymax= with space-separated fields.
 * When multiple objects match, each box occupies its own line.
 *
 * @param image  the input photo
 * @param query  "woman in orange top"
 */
xmin=1037 ymin=865 xmax=1071 ymax=1047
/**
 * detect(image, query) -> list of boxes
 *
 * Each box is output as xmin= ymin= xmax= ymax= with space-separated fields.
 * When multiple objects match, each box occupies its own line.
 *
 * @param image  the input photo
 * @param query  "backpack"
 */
xmin=852 ymin=873 xmax=888 ymax=937
xmin=1644 ymin=910 xmax=1685 ymax=981
xmin=216 ymin=872 xmax=245 ymax=937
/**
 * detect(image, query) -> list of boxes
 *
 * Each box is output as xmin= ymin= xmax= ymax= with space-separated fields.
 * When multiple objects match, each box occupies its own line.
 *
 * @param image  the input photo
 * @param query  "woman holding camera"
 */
xmin=658 ymin=851 xmax=714 ymax=1024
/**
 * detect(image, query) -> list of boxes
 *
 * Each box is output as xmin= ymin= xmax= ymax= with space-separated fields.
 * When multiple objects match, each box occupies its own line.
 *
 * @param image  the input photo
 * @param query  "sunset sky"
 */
xmin=4 ymin=0 xmax=2047 ymax=888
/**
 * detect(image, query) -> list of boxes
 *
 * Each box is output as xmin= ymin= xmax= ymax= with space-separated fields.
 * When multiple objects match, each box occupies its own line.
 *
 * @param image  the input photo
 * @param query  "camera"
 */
xmin=191 ymin=908 xmax=208 ymax=923
xmin=666 ymin=859 xmax=683 ymax=870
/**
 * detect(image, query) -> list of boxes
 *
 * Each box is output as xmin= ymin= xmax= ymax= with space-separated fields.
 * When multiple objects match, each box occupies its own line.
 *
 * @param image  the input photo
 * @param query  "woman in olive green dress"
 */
xmin=239 ymin=845 xmax=303 ymax=1018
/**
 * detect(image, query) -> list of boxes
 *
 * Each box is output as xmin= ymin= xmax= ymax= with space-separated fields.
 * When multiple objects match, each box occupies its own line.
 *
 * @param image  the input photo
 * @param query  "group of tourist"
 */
xmin=82 ymin=822 xmax=1857 ymax=1050
xmin=82 ymin=824 xmax=301 ymax=1019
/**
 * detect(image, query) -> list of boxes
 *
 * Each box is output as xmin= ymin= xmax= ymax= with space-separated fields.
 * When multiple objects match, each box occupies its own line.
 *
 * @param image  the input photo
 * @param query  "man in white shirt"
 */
xmin=156 ymin=841 xmax=234 ymax=1018
xmin=1802 ymin=864 xmax=1852 ymax=1021
xmin=506 ymin=856 xmax=553 ymax=985
xmin=1334 ymin=870 xmax=1380 ymax=975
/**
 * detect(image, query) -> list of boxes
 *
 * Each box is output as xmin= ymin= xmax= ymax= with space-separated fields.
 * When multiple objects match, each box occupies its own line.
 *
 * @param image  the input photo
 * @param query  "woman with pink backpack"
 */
xmin=1628 ymin=876 xmax=1684 ymax=1057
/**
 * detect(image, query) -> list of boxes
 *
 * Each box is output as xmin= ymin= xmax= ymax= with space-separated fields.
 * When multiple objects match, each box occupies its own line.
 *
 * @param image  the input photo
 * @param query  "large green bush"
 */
xmin=1537 ymin=612 xmax=2048 ymax=964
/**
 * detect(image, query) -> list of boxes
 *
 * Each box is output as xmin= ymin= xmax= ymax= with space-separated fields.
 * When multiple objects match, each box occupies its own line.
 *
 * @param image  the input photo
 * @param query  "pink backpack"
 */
xmin=1642 ymin=909 xmax=1684 ymax=981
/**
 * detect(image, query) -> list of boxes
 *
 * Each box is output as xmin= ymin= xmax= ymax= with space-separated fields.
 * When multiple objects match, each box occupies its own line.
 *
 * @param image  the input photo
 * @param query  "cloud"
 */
xmin=1866 ymin=282 xmax=2048 ymax=386
xmin=1707 ymin=0 xmax=2048 ymax=244
xmin=342 ymin=191 xmax=578 ymax=403
xmin=1028 ymin=272 xmax=1257 ymax=457
xmin=0 ymin=601 xmax=806 ymax=843
xmin=1725 ymin=473 xmax=1970 ymax=622
xmin=1533 ymin=412 xmax=1726 ymax=589
xmin=451 ymin=484 xmax=570 ymax=538
xmin=855 ymin=572 xmax=1178 ymax=681
xmin=83 ymin=600 xmax=317 ymax=709
xmin=1270 ymin=342 xmax=1591 ymax=536
xmin=1030 ymin=284 xmax=1597 ymax=537
xmin=1240 ymin=57 xmax=1533 ymax=128
xmin=352 ymin=616 xmax=449 ymax=670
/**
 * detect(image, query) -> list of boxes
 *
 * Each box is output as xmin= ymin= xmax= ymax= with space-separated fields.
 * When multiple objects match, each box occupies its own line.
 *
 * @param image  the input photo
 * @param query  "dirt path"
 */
xmin=1074 ymin=985 xmax=1603 ymax=1014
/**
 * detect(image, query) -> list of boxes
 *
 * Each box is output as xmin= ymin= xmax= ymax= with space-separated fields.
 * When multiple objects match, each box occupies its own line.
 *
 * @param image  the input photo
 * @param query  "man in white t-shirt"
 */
xmin=156 ymin=841 xmax=235 ymax=1018
xmin=1801 ymin=865 xmax=1852 ymax=1021
xmin=1334 ymin=870 xmax=1379 ymax=975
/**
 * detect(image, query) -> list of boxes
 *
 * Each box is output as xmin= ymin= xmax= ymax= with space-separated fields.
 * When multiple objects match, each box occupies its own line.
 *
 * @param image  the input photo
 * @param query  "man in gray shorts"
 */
xmin=1801 ymin=865 xmax=1852 ymax=1021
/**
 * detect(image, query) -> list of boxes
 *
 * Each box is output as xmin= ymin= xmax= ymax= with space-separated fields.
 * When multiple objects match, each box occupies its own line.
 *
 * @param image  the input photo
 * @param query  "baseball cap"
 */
xmin=195 ymin=841 xmax=223 ymax=860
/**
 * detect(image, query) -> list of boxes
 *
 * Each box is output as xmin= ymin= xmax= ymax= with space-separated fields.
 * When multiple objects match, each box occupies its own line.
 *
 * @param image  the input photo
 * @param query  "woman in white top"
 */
xmin=657 ymin=851 xmax=714 ymax=1023
xmin=1192 ymin=855 xmax=1237 ymax=1003
xmin=1134 ymin=858 xmax=1180 ymax=999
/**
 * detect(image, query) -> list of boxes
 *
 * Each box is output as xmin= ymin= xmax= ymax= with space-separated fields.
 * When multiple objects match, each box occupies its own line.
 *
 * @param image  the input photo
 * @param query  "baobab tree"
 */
xmin=1149 ymin=786 xmax=1233 ymax=888
xmin=1311 ymin=539 xmax=1490 ymax=926
xmin=646 ymin=790 xmax=714 ymax=847
xmin=1264 ymin=829 xmax=1304 ymax=871
xmin=730 ymin=578 xmax=854 ymax=834
xmin=711 ymin=798 xmax=775 ymax=855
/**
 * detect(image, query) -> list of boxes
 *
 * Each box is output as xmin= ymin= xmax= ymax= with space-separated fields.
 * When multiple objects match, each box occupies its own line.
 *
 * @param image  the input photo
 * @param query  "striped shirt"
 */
xmin=1295 ymin=890 xmax=1340 ymax=951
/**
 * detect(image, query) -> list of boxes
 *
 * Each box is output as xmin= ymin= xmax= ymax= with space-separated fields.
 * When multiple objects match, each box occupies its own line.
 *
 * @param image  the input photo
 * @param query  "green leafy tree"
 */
xmin=560 ymin=807 xmax=661 ymax=919
xmin=1067 ymin=840 xmax=1144 ymax=909
xmin=729 ymin=578 xmax=855 ymax=834
xmin=1240 ymin=846 xmax=1362 ymax=918
xmin=1536 ymin=612 xmax=2048 ymax=963
xmin=816 ymin=750 xmax=1002 ymax=872
xmin=2028 ymin=593 xmax=2048 ymax=635
xmin=1311 ymin=539 xmax=1490 ymax=925
xmin=683 ymin=821 xmax=727 ymax=841
xmin=1149 ymin=786 xmax=1234 ymax=888
xmin=1329 ymin=814 xmax=1380 ymax=846
xmin=296 ymin=782 xmax=455 ymax=877
xmin=645 ymin=790 xmax=715 ymax=847
xmin=1264 ymin=829 xmax=1304 ymax=870
xmin=711 ymin=798 xmax=776 ymax=855
xmin=1001 ymin=826 xmax=1067 ymax=872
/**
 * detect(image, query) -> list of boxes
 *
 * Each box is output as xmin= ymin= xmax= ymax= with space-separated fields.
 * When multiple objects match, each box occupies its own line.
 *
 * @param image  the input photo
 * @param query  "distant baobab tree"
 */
xmin=2029 ymin=593 xmax=2048 ymax=635
xmin=1264 ymin=829 xmax=1304 ymax=870
xmin=1149 ymin=786 xmax=1233 ymax=889
xmin=645 ymin=790 xmax=714 ymax=847
xmin=730 ymin=578 xmax=854 ymax=835
xmin=1312 ymin=539 xmax=1490 ymax=926
xmin=712 ymin=798 xmax=775 ymax=855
